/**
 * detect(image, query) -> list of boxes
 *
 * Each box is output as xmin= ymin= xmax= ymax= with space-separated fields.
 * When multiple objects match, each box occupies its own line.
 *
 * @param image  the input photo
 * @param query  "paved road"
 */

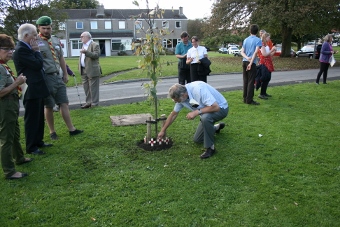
xmin=19 ymin=67 xmax=340 ymax=114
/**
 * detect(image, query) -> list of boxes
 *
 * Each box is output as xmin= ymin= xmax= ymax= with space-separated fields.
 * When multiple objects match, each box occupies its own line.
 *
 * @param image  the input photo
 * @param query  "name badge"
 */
xmin=38 ymin=41 xmax=45 ymax=47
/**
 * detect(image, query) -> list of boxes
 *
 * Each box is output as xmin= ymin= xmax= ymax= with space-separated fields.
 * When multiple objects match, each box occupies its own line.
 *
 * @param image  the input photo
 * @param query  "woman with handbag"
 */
xmin=257 ymin=32 xmax=276 ymax=99
xmin=316 ymin=34 xmax=338 ymax=85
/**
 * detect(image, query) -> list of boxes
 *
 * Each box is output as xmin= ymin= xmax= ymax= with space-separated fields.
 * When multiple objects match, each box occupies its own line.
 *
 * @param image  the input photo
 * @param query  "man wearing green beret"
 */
xmin=36 ymin=16 xmax=83 ymax=140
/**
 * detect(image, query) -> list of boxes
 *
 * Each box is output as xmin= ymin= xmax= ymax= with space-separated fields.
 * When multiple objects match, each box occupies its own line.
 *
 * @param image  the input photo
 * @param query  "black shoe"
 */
xmin=248 ymin=101 xmax=260 ymax=105
xmin=264 ymin=93 xmax=272 ymax=97
xmin=81 ymin=103 xmax=91 ymax=109
xmin=50 ymin=132 xmax=59 ymax=140
xmin=200 ymin=147 xmax=216 ymax=159
xmin=16 ymin=158 xmax=34 ymax=165
xmin=37 ymin=143 xmax=53 ymax=148
xmin=215 ymin=122 xmax=225 ymax=134
xmin=69 ymin=129 xmax=84 ymax=136
xmin=27 ymin=149 xmax=45 ymax=155
xmin=258 ymin=95 xmax=268 ymax=100
xmin=323 ymin=82 xmax=327 ymax=84
xmin=6 ymin=172 xmax=28 ymax=180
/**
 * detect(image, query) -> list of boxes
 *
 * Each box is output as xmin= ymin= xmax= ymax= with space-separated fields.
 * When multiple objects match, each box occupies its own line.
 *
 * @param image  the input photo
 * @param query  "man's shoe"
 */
xmin=248 ymin=101 xmax=260 ymax=105
xmin=200 ymin=147 xmax=216 ymax=159
xmin=258 ymin=95 xmax=268 ymax=100
xmin=264 ymin=93 xmax=272 ymax=97
xmin=37 ymin=143 xmax=53 ymax=148
xmin=27 ymin=149 xmax=45 ymax=155
xmin=6 ymin=172 xmax=28 ymax=180
xmin=215 ymin=122 xmax=225 ymax=134
xmin=70 ymin=129 xmax=84 ymax=136
xmin=81 ymin=103 xmax=91 ymax=109
xmin=16 ymin=158 xmax=34 ymax=165
xmin=50 ymin=132 xmax=59 ymax=140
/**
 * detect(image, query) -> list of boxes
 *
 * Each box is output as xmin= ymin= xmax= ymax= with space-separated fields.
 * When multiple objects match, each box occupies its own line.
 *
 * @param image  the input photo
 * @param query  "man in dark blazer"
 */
xmin=78 ymin=31 xmax=101 ymax=109
xmin=13 ymin=23 xmax=51 ymax=155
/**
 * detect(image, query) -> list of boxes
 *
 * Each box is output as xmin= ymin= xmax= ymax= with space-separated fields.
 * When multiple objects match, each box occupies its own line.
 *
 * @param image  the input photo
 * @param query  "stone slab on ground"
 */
xmin=110 ymin=113 xmax=153 ymax=126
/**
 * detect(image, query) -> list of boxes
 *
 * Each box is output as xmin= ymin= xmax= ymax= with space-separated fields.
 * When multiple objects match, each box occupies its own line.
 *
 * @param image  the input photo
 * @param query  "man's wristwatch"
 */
xmin=198 ymin=109 xmax=202 ymax=115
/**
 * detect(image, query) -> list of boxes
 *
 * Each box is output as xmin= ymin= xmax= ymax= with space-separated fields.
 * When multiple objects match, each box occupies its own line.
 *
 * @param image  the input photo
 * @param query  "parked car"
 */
xmin=228 ymin=43 xmax=239 ymax=48
xmin=296 ymin=45 xmax=321 ymax=59
xmin=218 ymin=47 xmax=228 ymax=54
xmin=228 ymin=46 xmax=241 ymax=55
xmin=274 ymin=46 xmax=296 ymax=57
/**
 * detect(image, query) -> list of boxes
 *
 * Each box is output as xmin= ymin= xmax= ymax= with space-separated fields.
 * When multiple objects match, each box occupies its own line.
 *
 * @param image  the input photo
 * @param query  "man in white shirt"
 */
xmin=157 ymin=81 xmax=228 ymax=159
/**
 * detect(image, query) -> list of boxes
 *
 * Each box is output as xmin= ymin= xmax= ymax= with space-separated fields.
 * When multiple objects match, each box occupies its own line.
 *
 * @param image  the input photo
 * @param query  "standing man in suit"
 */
xmin=36 ymin=16 xmax=83 ymax=140
xmin=13 ymin=23 xmax=51 ymax=155
xmin=79 ymin=31 xmax=101 ymax=109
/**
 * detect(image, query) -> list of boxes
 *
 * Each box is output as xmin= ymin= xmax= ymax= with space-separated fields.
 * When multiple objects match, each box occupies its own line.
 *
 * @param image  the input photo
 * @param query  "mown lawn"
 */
xmin=1 ymin=80 xmax=339 ymax=226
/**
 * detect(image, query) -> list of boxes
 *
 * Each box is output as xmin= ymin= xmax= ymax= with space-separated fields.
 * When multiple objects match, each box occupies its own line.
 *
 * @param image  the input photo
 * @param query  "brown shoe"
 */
xmin=81 ymin=103 xmax=91 ymax=109
xmin=200 ymin=147 xmax=216 ymax=159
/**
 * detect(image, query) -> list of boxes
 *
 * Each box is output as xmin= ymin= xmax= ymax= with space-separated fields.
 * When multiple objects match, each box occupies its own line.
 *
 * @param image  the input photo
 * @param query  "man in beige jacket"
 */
xmin=79 ymin=31 xmax=101 ymax=109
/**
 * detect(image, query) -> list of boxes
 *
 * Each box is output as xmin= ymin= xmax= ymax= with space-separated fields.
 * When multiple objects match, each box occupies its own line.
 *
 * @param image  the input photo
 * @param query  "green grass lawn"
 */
xmin=1 ymin=80 xmax=339 ymax=226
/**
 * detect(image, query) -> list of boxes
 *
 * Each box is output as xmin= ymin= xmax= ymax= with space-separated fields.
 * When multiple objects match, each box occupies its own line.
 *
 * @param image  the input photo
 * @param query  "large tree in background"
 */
xmin=205 ymin=0 xmax=340 ymax=57
xmin=54 ymin=0 xmax=99 ymax=9
xmin=0 ymin=0 xmax=67 ymax=38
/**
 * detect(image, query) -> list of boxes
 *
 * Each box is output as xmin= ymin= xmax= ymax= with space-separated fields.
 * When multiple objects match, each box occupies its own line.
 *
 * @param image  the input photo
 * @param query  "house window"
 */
xmin=162 ymin=21 xmax=169 ymax=28
xmin=152 ymin=21 xmax=157 ymax=29
xmin=177 ymin=38 xmax=181 ymax=43
xmin=76 ymin=22 xmax=83 ymax=29
xmin=135 ymin=20 xmax=142 ymax=30
xmin=59 ymin=22 xmax=66 ymax=30
xmin=175 ymin=21 xmax=181 ymax=29
xmin=72 ymin=40 xmax=82 ymax=49
xmin=91 ymin=21 xmax=98 ymax=29
xmin=112 ymin=39 xmax=122 ymax=51
xmin=119 ymin=21 xmax=125 ymax=29
xmin=105 ymin=21 xmax=111 ymax=29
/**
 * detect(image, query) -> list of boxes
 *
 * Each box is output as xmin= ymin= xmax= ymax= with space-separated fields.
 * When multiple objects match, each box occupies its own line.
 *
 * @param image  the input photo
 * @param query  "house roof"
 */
xmin=63 ymin=8 xmax=187 ymax=20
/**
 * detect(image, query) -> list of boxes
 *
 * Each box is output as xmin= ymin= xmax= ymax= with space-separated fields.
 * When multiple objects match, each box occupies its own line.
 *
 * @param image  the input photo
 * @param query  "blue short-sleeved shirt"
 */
xmin=242 ymin=35 xmax=262 ymax=64
xmin=174 ymin=81 xmax=228 ymax=112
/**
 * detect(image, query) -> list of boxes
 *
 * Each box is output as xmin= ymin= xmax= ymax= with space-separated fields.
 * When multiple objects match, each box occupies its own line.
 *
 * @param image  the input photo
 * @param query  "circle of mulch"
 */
xmin=137 ymin=138 xmax=173 ymax=151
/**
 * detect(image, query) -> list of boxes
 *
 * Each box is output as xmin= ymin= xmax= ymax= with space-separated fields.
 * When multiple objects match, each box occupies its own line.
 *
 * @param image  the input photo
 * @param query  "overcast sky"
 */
xmin=97 ymin=0 xmax=214 ymax=20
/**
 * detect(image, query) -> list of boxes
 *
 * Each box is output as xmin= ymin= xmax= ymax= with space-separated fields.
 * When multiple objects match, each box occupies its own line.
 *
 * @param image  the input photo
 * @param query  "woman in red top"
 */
xmin=258 ymin=32 xmax=276 ymax=99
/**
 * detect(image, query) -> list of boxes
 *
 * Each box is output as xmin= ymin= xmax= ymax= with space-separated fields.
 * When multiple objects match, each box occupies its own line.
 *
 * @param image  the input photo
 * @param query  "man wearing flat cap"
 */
xmin=36 ymin=16 xmax=83 ymax=140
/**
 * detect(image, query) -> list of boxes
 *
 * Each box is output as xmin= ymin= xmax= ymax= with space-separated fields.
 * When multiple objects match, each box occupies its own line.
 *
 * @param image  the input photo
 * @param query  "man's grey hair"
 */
xmin=82 ymin=31 xmax=92 ymax=39
xmin=168 ymin=83 xmax=187 ymax=99
xmin=18 ymin=23 xmax=36 ymax=41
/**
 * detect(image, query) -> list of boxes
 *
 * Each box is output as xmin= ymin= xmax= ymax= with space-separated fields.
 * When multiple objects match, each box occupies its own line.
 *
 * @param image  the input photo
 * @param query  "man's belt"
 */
xmin=0 ymin=93 xmax=18 ymax=100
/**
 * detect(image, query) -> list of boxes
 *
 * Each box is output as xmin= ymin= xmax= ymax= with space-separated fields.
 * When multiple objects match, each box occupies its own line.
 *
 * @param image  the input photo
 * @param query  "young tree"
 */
xmin=131 ymin=0 xmax=171 ymax=136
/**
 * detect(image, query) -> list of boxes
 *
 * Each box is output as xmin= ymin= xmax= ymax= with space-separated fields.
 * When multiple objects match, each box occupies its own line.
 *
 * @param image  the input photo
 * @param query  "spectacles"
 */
xmin=0 ymin=47 xmax=15 ymax=52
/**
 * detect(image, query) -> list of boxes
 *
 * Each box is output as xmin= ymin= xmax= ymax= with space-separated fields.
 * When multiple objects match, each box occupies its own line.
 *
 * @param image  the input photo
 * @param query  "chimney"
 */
xmin=96 ymin=4 xmax=105 ymax=18
xmin=179 ymin=7 xmax=183 ymax=16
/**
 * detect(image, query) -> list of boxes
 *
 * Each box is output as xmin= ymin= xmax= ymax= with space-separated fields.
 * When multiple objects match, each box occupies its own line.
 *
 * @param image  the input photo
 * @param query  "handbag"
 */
xmin=179 ymin=57 xmax=190 ymax=70
xmin=329 ymin=54 xmax=336 ymax=67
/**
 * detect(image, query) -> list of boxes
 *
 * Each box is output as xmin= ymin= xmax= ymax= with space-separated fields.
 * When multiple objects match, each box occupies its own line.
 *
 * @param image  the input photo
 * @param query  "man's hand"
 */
xmin=30 ymin=39 xmax=40 ymax=52
xmin=63 ymin=74 xmax=69 ymax=83
xmin=186 ymin=110 xmax=198 ymax=120
xmin=80 ymin=48 xmax=86 ymax=54
xmin=157 ymin=131 xmax=165 ymax=139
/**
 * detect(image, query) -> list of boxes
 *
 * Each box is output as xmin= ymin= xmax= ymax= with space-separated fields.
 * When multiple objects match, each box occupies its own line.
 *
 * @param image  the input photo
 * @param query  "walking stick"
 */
xmin=66 ymin=65 xmax=82 ymax=106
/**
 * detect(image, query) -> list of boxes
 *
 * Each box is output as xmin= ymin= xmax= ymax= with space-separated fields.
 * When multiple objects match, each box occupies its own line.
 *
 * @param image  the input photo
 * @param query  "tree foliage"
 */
xmin=53 ymin=0 xmax=99 ymax=9
xmin=205 ymin=0 xmax=340 ymax=57
xmin=0 ymin=0 xmax=67 ymax=38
